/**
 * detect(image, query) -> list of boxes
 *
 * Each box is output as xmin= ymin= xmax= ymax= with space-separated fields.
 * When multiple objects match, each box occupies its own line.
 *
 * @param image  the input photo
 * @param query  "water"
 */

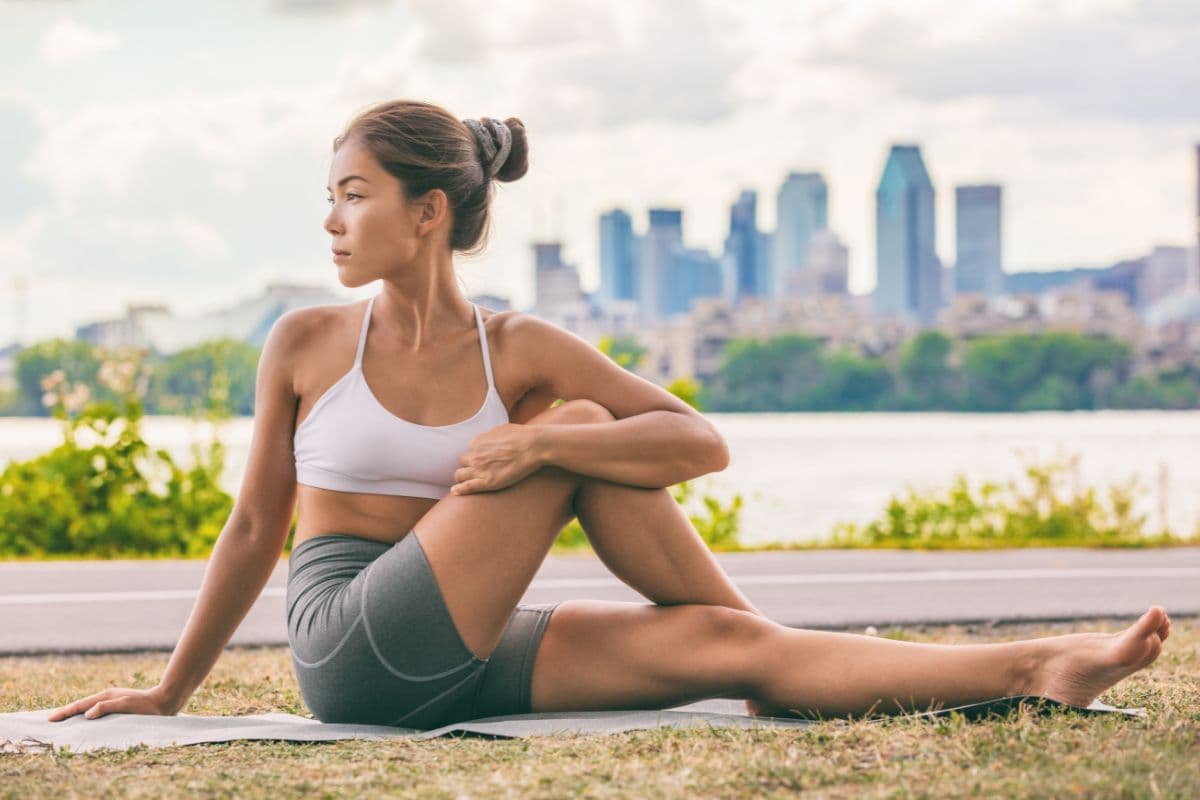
xmin=2 ymin=411 xmax=1198 ymax=545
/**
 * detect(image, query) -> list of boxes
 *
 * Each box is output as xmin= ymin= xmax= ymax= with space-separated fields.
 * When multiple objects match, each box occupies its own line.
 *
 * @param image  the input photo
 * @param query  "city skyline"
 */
xmin=3 ymin=1 xmax=1198 ymax=344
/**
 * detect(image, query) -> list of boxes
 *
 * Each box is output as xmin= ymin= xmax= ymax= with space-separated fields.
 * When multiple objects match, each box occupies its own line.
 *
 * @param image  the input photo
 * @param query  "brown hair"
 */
xmin=333 ymin=100 xmax=529 ymax=255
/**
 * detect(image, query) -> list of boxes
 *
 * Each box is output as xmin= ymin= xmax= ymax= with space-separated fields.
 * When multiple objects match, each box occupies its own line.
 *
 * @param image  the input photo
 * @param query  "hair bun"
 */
xmin=463 ymin=117 xmax=511 ymax=179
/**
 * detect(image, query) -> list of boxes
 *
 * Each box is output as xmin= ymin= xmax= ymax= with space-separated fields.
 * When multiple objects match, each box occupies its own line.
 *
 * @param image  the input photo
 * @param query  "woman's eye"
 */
xmin=326 ymin=194 xmax=361 ymax=205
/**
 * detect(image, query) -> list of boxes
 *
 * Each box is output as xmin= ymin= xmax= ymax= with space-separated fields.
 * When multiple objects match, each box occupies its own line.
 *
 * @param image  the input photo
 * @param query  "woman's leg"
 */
xmin=415 ymin=400 xmax=1171 ymax=716
xmin=528 ymin=600 xmax=1170 ymax=717
xmin=535 ymin=399 xmax=762 ymax=613
xmin=414 ymin=398 xmax=755 ymax=661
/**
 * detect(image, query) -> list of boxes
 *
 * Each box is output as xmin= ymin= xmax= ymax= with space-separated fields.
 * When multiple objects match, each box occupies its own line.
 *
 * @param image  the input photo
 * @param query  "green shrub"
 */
xmin=827 ymin=452 xmax=1199 ymax=549
xmin=0 ymin=359 xmax=232 ymax=558
xmin=553 ymin=476 xmax=745 ymax=552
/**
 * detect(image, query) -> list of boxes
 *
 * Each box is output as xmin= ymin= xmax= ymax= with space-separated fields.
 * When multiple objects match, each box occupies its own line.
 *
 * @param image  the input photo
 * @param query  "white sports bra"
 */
xmin=293 ymin=294 xmax=510 ymax=499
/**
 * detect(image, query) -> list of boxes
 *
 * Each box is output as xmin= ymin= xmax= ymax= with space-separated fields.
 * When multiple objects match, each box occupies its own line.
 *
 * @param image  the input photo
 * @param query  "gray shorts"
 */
xmin=286 ymin=531 xmax=560 ymax=729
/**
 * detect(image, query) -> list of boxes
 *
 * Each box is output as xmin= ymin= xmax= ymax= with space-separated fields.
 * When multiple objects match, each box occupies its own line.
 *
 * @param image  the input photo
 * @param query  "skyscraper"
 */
xmin=665 ymin=248 xmax=724 ymax=316
xmin=955 ymin=185 xmax=1004 ymax=296
xmin=723 ymin=190 xmax=764 ymax=305
xmin=533 ymin=242 xmax=583 ymax=315
xmin=774 ymin=172 xmax=828 ymax=298
xmin=640 ymin=208 xmax=683 ymax=321
xmin=875 ymin=145 xmax=941 ymax=325
xmin=599 ymin=209 xmax=638 ymax=307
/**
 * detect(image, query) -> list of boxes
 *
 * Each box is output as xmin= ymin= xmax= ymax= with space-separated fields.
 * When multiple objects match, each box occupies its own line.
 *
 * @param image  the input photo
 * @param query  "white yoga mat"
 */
xmin=0 ymin=696 xmax=1142 ymax=754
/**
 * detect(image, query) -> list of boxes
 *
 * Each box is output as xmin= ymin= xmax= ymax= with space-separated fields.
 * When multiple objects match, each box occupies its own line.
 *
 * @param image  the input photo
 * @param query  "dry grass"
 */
xmin=2 ymin=617 xmax=1197 ymax=799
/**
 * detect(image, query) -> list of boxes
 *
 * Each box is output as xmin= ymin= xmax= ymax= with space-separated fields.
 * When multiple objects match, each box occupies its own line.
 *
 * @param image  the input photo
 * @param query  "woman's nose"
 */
xmin=323 ymin=208 xmax=340 ymax=235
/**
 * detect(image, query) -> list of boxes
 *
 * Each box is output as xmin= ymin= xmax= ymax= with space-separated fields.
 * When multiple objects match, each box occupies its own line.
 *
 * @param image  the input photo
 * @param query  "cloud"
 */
xmin=267 ymin=0 xmax=392 ymax=15
xmin=39 ymin=18 xmax=120 ymax=64
xmin=0 ymin=99 xmax=51 ymax=220
xmin=504 ymin=1 xmax=750 ymax=131
xmin=100 ymin=215 xmax=230 ymax=259
xmin=804 ymin=1 xmax=1200 ymax=124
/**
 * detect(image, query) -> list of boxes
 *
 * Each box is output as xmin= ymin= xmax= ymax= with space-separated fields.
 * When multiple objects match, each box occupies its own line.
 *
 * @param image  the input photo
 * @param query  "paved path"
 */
xmin=1 ymin=547 xmax=1196 ymax=656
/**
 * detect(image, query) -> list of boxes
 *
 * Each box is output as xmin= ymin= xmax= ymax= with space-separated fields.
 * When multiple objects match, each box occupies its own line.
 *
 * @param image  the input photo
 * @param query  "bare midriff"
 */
xmin=291 ymin=484 xmax=438 ymax=550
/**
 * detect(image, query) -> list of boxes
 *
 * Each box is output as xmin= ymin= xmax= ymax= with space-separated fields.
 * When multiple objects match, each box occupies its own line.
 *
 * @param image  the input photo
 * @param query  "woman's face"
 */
xmin=323 ymin=137 xmax=439 ymax=287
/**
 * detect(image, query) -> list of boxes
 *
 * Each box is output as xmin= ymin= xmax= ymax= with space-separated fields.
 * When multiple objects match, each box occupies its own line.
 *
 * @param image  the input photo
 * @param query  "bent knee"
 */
xmin=688 ymin=604 xmax=767 ymax=648
xmin=537 ymin=398 xmax=615 ymax=425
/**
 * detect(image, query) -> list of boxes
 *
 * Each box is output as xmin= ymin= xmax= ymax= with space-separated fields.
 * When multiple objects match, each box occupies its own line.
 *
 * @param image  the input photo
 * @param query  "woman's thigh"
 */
xmin=525 ymin=599 xmax=771 ymax=713
xmin=412 ymin=464 xmax=583 ymax=661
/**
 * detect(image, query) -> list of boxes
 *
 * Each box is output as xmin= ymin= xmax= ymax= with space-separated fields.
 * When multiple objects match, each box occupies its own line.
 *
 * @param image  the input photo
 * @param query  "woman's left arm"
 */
xmin=531 ymin=410 xmax=725 ymax=488
xmin=451 ymin=314 xmax=729 ymax=494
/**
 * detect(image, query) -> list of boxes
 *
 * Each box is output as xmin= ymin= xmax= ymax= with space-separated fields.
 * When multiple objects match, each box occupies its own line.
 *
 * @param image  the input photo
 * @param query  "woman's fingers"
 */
xmin=48 ymin=695 xmax=92 ymax=721
xmin=47 ymin=689 xmax=113 ymax=721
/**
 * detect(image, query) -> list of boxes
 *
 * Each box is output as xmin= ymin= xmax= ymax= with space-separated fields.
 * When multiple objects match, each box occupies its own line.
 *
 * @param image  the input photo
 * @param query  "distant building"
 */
xmin=663 ymin=247 xmax=724 ymax=317
xmin=781 ymin=229 xmax=849 ymax=296
xmin=1138 ymin=246 xmax=1191 ymax=309
xmin=723 ymin=190 xmax=766 ymax=305
xmin=1091 ymin=257 xmax=1144 ymax=309
xmin=75 ymin=282 xmax=345 ymax=354
xmin=640 ymin=208 xmax=684 ymax=321
xmin=955 ymin=185 xmax=1004 ymax=296
xmin=598 ymin=209 xmax=638 ymax=307
xmin=532 ymin=241 xmax=585 ymax=316
xmin=773 ymin=172 xmax=828 ymax=300
xmin=875 ymin=145 xmax=941 ymax=326
xmin=1005 ymin=266 xmax=1107 ymax=295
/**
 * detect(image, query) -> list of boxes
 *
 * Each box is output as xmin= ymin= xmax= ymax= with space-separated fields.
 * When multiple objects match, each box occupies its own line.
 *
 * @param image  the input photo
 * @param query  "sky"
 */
xmin=1 ymin=0 xmax=1198 ymax=345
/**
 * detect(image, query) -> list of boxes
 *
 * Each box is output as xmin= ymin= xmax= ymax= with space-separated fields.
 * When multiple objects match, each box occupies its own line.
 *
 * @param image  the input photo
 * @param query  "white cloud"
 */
xmin=39 ymin=18 xmax=121 ymax=65
xmin=100 ymin=215 xmax=231 ymax=260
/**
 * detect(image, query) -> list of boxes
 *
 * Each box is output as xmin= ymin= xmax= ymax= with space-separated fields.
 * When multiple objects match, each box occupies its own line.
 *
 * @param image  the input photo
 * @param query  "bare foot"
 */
xmin=1027 ymin=607 xmax=1171 ymax=707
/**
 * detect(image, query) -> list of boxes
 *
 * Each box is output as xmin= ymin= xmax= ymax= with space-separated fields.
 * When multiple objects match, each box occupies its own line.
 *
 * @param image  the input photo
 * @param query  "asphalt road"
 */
xmin=1 ymin=547 xmax=1197 ymax=656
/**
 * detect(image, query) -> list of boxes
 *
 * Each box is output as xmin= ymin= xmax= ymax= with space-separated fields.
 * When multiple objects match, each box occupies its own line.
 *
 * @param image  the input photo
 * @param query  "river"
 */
xmin=2 ymin=411 xmax=1198 ymax=545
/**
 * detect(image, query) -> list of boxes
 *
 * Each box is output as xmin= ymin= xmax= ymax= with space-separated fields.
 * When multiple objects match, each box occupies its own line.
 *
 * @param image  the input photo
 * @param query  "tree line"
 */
xmin=2 ymin=328 xmax=1197 ymax=418
xmin=700 ymin=330 xmax=1200 ymax=412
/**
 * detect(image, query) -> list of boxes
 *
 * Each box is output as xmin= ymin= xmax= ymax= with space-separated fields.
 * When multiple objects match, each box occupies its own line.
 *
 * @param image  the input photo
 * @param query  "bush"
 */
xmin=826 ymin=452 xmax=1199 ymax=549
xmin=0 ymin=359 xmax=232 ymax=558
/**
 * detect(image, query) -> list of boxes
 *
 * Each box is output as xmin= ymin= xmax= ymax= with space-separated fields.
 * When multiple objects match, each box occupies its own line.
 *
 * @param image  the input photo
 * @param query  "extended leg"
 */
xmin=530 ymin=600 xmax=1171 ymax=717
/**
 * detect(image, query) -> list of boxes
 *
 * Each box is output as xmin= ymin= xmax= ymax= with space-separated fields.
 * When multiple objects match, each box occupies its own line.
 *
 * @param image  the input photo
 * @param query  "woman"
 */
xmin=48 ymin=100 xmax=1170 ymax=728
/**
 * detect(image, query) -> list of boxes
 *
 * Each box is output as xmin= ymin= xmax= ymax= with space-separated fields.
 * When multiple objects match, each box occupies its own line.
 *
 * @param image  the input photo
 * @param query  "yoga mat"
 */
xmin=0 ymin=696 xmax=1142 ymax=754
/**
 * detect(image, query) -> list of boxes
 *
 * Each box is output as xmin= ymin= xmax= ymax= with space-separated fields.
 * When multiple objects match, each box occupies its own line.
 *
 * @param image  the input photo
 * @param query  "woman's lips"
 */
xmin=332 ymin=251 xmax=350 ymax=261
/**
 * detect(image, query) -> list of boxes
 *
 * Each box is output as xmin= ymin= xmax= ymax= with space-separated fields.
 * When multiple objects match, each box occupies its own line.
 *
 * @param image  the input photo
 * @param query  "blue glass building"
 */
xmin=599 ymin=209 xmax=638 ymax=307
xmin=875 ymin=145 xmax=941 ymax=325
xmin=955 ymin=185 xmax=1003 ymax=296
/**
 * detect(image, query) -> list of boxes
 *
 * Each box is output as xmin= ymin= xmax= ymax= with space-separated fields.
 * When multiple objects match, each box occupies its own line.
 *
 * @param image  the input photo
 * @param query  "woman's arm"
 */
xmin=155 ymin=520 xmax=291 ymax=712
xmin=49 ymin=309 xmax=308 ymax=722
xmin=155 ymin=310 xmax=305 ymax=712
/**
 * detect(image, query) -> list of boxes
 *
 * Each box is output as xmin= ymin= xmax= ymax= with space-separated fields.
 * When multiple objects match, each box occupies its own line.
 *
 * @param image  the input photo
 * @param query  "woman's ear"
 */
xmin=415 ymin=188 xmax=449 ymax=234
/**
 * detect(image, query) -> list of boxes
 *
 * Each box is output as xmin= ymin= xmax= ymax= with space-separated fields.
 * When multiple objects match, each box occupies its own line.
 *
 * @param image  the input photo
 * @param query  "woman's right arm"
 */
xmin=48 ymin=309 xmax=310 ymax=721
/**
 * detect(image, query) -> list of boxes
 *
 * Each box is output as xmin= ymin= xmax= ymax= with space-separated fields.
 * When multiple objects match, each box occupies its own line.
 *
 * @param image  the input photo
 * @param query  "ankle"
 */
xmin=1009 ymin=639 xmax=1051 ymax=697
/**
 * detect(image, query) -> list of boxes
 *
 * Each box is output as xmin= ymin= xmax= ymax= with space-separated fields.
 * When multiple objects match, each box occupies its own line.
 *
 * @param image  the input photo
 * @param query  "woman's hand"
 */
xmin=451 ymin=423 xmax=543 ymax=495
xmin=46 ymin=684 xmax=179 ymax=722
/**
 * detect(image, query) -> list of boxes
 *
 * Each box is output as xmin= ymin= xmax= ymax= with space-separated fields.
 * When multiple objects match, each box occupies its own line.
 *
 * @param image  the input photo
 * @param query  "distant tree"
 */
xmin=147 ymin=339 xmax=260 ymax=416
xmin=896 ymin=330 xmax=957 ymax=408
xmin=14 ymin=340 xmax=106 ymax=416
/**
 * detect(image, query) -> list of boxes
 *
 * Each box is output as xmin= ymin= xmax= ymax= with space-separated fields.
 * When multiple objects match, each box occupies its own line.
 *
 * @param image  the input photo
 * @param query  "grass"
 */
xmin=2 ymin=617 xmax=1197 ymax=798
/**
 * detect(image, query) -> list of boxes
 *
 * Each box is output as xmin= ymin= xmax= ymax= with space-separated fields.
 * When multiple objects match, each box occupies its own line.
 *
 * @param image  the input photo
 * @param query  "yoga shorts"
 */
xmin=286 ymin=531 xmax=561 ymax=729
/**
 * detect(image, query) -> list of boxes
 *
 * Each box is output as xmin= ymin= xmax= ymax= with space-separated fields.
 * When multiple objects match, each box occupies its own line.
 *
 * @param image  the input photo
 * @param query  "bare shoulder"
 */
xmin=267 ymin=300 xmax=363 ymax=355
xmin=490 ymin=309 xmax=565 ymax=347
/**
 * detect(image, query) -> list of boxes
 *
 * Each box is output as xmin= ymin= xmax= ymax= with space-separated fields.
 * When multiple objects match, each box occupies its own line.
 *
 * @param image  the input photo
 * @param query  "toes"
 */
xmin=1131 ymin=607 xmax=1165 ymax=639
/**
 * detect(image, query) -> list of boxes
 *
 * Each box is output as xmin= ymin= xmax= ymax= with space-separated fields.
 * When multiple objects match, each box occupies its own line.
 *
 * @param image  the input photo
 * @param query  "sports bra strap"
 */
xmin=354 ymin=295 xmax=376 ymax=367
xmin=473 ymin=303 xmax=496 ymax=389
